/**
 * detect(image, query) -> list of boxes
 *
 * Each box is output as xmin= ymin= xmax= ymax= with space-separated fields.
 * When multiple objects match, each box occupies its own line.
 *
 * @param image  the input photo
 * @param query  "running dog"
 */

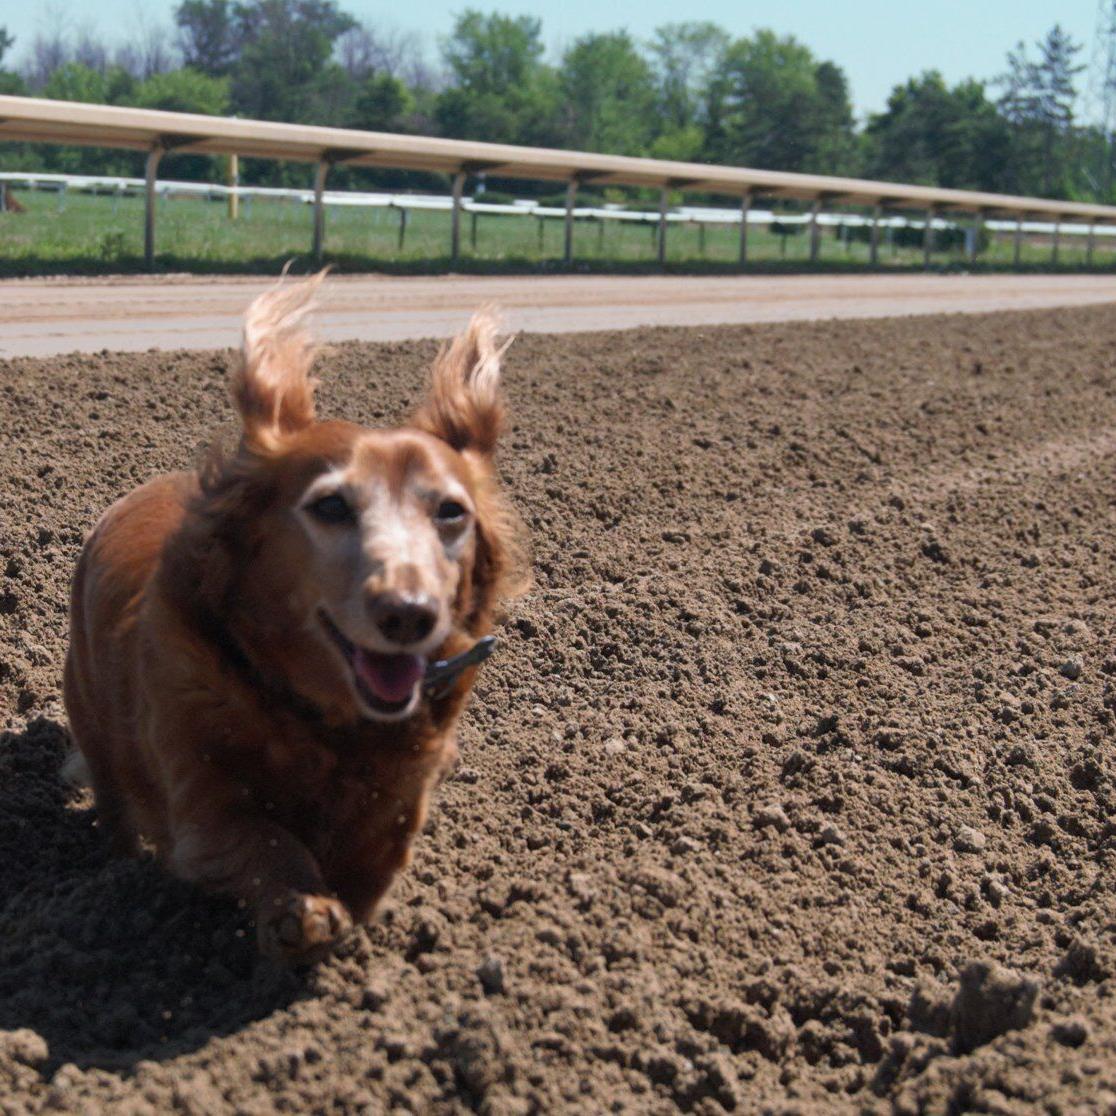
xmin=63 ymin=275 xmax=523 ymax=963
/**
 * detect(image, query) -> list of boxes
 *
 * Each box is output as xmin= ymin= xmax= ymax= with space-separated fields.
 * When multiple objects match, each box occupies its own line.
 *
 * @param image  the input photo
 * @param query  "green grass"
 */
xmin=0 ymin=189 xmax=1111 ymax=277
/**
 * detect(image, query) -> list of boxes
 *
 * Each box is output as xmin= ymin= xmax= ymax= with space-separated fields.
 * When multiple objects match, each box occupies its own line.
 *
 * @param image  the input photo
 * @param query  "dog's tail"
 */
xmin=61 ymin=749 xmax=91 ymax=788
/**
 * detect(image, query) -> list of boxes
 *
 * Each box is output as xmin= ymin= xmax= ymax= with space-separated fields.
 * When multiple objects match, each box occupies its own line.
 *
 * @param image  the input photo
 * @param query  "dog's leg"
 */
xmin=68 ymin=742 xmax=142 ymax=856
xmin=169 ymin=815 xmax=352 ymax=964
xmin=89 ymin=774 xmax=142 ymax=857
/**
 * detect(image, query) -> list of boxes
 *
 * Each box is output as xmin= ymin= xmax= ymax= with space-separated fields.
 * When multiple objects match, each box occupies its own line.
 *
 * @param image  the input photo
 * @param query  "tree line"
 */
xmin=0 ymin=2 xmax=1100 ymax=204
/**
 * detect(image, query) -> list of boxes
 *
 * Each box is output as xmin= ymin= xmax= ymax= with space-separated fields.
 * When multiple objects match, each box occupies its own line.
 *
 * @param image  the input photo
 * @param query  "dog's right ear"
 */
xmin=232 ymin=273 xmax=324 ymax=446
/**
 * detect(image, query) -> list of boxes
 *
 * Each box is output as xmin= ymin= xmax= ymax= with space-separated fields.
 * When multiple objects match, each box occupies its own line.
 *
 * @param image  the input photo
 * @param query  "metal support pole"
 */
xmin=451 ymin=171 xmax=465 ymax=263
xmin=0 ymin=185 xmax=6 ymax=214
xmin=1051 ymin=219 xmax=1060 ymax=266
xmin=869 ymin=203 xmax=881 ymax=266
xmin=227 ymin=153 xmax=239 ymax=221
xmin=738 ymin=190 xmax=751 ymax=266
xmin=470 ymin=210 xmax=478 ymax=251
xmin=809 ymin=198 xmax=821 ymax=263
xmin=144 ymin=143 xmax=165 ymax=270
xmin=658 ymin=186 xmax=669 ymax=265
xmin=923 ymin=207 xmax=934 ymax=268
xmin=564 ymin=179 xmax=577 ymax=265
xmin=698 ymin=221 xmax=706 ymax=258
xmin=969 ymin=213 xmax=983 ymax=263
xmin=1087 ymin=223 xmax=1096 ymax=266
xmin=1013 ymin=218 xmax=1023 ymax=267
xmin=397 ymin=206 xmax=408 ymax=252
xmin=311 ymin=159 xmax=329 ymax=265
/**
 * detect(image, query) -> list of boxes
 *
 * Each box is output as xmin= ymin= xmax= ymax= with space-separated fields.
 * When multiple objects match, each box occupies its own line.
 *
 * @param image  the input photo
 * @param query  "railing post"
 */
xmin=564 ymin=179 xmax=577 ymax=265
xmin=1051 ymin=219 xmax=1060 ymax=266
xmin=809 ymin=197 xmax=822 ymax=263
xmin=227 ymin=153 xmax=239 ymax=221
xmin=869 ymin=203 xmax=881 ymax=266
xmin=1087 ymin=223 xmax=1096 ymax=266
xmin=397 ymin=206 xmax=407 ymax=252
xmin=312 ymin=158 xmax=329 ymax=264
xmin=967 ymin=211 xmax=983 ymax=264
xmin=738 ymin=189 xmax=751 ymax=266
xmin=451 ymin=171 xmax=465 ymax=264
xmin=923 ymin=206 xmax=935 ymax=269
xmin=1013 ymin=217 xmax=1023 ymax=267
xmin=144 ymin=142 xmax=165 ymax=271
xmin=658 ymin=185 xmax=669 ymax=265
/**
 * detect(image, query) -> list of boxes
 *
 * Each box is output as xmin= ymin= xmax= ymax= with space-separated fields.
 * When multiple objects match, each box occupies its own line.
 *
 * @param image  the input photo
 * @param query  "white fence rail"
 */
xmin=4 ymin=171 xmax=1108 ymax=262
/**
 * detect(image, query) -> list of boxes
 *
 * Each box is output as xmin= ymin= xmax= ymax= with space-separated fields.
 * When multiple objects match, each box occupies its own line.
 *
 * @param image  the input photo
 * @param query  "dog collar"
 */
xmin=423 ymin=636 xmax=497 ymax=700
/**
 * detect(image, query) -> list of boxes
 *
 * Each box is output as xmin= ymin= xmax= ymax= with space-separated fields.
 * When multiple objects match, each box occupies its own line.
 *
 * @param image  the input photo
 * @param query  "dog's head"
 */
xmin=192 ymin=275 xmax=523 ymax=724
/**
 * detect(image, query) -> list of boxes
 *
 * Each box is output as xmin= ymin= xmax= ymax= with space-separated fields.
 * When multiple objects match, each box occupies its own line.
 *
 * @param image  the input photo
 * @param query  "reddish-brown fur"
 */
xmin=63 ymin=277 xmax=523 ymax=963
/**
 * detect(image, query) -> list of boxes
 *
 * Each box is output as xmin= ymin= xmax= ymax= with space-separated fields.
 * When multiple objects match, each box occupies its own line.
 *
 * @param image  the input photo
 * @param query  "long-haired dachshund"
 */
xmin=63 ymin=275 xmax=523 ymax=963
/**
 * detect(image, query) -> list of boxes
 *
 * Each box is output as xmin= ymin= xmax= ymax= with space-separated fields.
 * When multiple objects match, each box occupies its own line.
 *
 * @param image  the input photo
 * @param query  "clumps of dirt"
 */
xmin=2 ymin=305 xmax=1116 ymax=1112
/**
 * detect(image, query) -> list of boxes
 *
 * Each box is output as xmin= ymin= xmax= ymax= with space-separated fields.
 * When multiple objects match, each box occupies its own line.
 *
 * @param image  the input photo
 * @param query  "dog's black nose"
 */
xmin=368 ymin=592 xmax=438 ymax=646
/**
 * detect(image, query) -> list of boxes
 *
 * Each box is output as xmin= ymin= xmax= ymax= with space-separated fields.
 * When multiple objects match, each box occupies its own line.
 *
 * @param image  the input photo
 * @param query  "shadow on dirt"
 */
xmin=1 ymin=248 xmax=1109 ymax=280
xmin=0 ymin=717 xmax=302 ymax=1072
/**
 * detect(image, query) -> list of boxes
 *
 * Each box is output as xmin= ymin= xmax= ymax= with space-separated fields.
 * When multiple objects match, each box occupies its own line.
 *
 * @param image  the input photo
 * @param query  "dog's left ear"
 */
xmin=232 ymin=273 xmax=324 ymax=445
xmin=412 ymin=308 xmax=511 ymax=457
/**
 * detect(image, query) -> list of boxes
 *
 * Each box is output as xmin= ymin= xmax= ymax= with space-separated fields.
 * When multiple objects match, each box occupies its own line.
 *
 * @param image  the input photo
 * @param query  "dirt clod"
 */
xmin=1051 ymin=1016 xmax=1090 ymax=1048
xmin=951 ymin=960 xmax=1040 ymax=1053
xmin=954 ymin=825 xmax=987 ymax=854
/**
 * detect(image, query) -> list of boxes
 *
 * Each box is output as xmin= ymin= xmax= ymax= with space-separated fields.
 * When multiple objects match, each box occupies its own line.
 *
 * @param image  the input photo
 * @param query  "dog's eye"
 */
xmin=307 ymin=493 xmax=354 ymax=524
xmin=434 ymin=499 xmax=467 ymax=524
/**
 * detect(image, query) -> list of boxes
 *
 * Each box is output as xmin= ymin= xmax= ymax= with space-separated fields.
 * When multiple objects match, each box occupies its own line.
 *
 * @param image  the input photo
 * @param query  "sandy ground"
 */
xmin=1 ymin=307 xmax=1115 ymax=1113
xmin=0 ymin=272 xmax=1115 ymax=357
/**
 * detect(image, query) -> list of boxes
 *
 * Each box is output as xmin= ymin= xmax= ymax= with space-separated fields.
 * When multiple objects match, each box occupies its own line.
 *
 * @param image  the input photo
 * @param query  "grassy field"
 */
xmin=0 ymin=188 xmax=1109 ymax=276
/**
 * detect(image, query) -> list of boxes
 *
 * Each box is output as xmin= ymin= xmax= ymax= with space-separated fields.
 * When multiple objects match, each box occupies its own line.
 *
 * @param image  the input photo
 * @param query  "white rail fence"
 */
xmin=3 ymin=171 xmax=1105 ymax=264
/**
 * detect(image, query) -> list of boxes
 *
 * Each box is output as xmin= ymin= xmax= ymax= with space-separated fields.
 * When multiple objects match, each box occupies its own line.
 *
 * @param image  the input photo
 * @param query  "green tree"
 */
xmin=0 ymin=25 xmax=23 ymax=94
xmin=998 ymin=24 xmax=1084 ymax=196
xmin=226 ymin=0 xmax=356 ymax=122
xmin=175 ymin=0 xmax=239 ymax=76
xmin=128 ymin=68 xmax=230 ymax=114
xmin=42 ymin=62 xmax=135 ymax=105
xmin=702 ymin=30 xmax=854 ymax=173
xmin=559 ymin=31 xmax=657 ymax=155
xmin=434 ymin=12 xmax=560 ymax=146
xmin=809 ymin=61 xmax=858 ymax=175
xmin=442 ymin=11 xmax=542 ymax=96
xmin=350 ymin=72 xmax=412 ymax=132
xmin=649 ymin=21 xmax=728 ymax=132
xmin=866 ymin=71 xmax=1011 ymax=191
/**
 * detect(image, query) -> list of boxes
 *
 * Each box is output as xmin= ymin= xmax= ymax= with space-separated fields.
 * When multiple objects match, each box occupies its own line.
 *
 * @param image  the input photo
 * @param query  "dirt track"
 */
xmin=1 ymin=306 xmax=1115 ymax=1113
xmin=1 ymin=272 xmax=1115 ymax=357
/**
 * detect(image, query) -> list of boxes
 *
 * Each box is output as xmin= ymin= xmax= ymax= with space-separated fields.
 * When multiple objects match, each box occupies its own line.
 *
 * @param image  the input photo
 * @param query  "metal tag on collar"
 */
xmin=423 ymin=636 xmax=498 ymax=699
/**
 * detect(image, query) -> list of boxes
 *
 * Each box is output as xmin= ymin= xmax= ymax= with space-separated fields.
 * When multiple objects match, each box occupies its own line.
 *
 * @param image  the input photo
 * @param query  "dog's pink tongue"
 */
xmin=354 ymin=649 xmax=424 ymax=704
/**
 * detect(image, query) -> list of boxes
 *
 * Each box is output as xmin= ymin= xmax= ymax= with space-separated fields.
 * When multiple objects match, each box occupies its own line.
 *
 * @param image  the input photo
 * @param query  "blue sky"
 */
xmin=3 ymin=0 xmax=1101 ymax=121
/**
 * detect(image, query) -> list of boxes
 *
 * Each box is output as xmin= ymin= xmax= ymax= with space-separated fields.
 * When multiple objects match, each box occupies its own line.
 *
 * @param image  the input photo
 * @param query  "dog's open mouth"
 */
xmin=318 ymin=610 xmax=426 ymax=717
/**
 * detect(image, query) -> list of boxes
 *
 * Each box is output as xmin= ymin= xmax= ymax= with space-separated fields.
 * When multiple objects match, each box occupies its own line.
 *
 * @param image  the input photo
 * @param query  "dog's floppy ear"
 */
xmin=412 ymin=308 xmax=511 ymax=457
xmin=232 ymin=272 xmax=324 ymax=444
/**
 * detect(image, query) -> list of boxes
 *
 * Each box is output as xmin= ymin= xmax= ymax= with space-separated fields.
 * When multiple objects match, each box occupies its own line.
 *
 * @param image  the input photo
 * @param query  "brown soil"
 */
xmin=1 ymin=307 xmax=1115 ymax=1114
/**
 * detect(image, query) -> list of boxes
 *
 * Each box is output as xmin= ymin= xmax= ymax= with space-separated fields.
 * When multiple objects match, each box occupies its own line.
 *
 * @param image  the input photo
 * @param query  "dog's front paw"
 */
xmin=258 ymin=892 xmax=353 ymax=965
